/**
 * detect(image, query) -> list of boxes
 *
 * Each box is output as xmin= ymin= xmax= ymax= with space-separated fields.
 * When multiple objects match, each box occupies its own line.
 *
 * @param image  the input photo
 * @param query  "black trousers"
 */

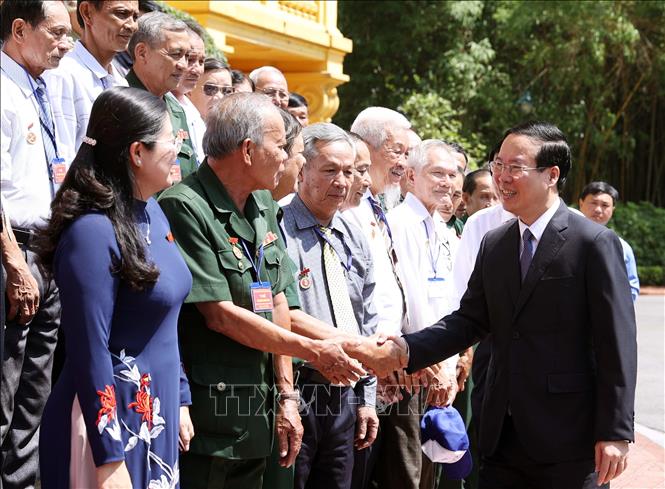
xmin=479 ymin=415 xmax=608 ymax=489
xmin=294 ymin=380 xmax=358 ymax=489
xmin=1 ymin=246 xmax=60 ymax=489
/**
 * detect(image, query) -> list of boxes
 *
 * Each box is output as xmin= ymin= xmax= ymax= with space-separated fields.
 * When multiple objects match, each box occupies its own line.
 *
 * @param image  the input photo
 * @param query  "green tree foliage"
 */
xmin=610 ymin=201 xmax=665 ymax=285
xmin=336 ymin=1 xmax=665 ymax=204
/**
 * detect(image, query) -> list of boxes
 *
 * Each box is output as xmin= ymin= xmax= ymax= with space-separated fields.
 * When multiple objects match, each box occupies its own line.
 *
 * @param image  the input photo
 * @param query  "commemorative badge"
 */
xmin=298 ymin=267 xmax=312 ymax=290
xmin=228 ymin=237 xmax=243 ymax=259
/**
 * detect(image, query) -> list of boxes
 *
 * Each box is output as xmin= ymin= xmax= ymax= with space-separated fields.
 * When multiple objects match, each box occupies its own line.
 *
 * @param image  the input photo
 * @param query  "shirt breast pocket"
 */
xmin=262 ymin=245 xmax=283 ymax=291
xmin=217 ymin=248 xmax=252 ymax=305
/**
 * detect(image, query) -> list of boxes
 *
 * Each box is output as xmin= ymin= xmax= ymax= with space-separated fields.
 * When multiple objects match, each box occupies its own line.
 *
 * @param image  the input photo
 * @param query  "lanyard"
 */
xmin=423 ymin=221 xmax=451 ymax=278
xmin=314 ymin=226 xmax=352 ymax=272
xmin=22 ymin=67 xmax=60 ymax=158
xmin=241 ymin=240 xmax=265 ymax=280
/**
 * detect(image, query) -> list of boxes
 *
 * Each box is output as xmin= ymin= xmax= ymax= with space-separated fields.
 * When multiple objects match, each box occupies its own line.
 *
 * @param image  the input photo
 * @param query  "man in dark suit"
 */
xmin=356 ymin=121 xmax=637 ymax=489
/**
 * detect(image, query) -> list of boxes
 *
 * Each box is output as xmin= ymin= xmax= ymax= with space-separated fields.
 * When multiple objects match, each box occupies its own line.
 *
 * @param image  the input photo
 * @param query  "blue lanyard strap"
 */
xmin=423 ymin=221 xmax=440 ymax=277
xmin=241 ymin=240 xmax=265 ymax=279
xmin=22 ymin=66 xmax=60 ymax=158
xmin=314 ymin=226 xmax=352 ymax=272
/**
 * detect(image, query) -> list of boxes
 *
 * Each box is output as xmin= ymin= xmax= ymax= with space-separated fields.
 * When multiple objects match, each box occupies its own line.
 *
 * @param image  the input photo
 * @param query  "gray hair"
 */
xmin=203 ymin=93 xmax=278 ymax=159
xmin=350 ymin=107 xmax=411 ymax=149
xmin=408 ymin=139 xmax=456 ymax=173
xmin=302 ymin=123 xmax=355 ymax=164
xmin=128 ymin=12 xmax=187 ymax=61
xmin=249 ymin=66 xmax=285 ymax=85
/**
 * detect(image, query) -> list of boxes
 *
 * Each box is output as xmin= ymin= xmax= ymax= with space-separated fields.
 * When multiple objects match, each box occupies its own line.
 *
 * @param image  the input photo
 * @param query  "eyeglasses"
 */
xmin=489 ymin=161 xmax=547 ymax=178
xmin=203 ymin=84 xmax=235 ymax=97
xmin=258 ymin=87 xmax=289 ymax=101
xmin=151 ymin=137 xmax=183 ymax=153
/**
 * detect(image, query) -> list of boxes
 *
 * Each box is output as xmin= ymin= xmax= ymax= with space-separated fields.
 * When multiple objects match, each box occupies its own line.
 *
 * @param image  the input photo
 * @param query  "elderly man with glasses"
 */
xmin=126 ymin=11 xmax=199 ymax=180
xmin=250 ymin=65 xmax=290 ymax=109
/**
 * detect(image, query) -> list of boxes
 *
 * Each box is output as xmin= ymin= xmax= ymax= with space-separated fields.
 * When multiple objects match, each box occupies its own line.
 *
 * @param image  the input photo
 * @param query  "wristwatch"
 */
xmin=276 ymin=389 xmax=301 ymax=403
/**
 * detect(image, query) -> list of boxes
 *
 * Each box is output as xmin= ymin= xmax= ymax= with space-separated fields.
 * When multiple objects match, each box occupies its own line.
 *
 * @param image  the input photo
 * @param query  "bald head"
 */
xmin=250 ymin=65 xmax=289 ymax=109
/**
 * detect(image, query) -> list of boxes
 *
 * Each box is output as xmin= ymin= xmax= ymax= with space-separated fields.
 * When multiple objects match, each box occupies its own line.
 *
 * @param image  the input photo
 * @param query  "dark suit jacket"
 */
xmin=404 ymin=200 xmax=637 ymax=463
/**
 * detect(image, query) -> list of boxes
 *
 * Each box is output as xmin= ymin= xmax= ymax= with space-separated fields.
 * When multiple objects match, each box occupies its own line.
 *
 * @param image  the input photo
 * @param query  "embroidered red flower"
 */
xmin=299 ymin=267 xmax=310 ymax=278
xmin=128 ymin=373 xmax=153 ymax=427
xmin=96 ymin=384 xmax=117 ymax=426
xmin=228 ymin=237 xmax=239 ymax=245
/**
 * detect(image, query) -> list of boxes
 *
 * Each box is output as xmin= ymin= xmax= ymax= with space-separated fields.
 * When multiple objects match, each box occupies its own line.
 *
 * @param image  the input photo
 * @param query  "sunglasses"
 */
xmin=203 ymin=84 xmax=235 ymax=97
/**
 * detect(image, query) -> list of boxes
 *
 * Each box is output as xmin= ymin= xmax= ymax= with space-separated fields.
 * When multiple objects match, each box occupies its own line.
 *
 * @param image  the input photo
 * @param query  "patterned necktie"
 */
xmin=319 ymin=226 xmax=359 ymax=335
xmin=520 ymin=228 xmax=534 ymax=282
xmin=34 ymin=79 xmax=57 ymax=196
xmin=368 ymin=196 xmax=393 ymax=243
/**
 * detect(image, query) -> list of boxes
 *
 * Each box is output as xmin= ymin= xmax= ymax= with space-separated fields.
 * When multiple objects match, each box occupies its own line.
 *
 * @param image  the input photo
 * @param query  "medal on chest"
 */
xmin=298 ymin=267 xmax=312 ymax=290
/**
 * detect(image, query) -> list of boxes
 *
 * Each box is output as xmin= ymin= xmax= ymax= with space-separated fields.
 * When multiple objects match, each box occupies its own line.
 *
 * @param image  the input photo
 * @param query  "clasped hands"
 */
xmin=309 ymin=333 xmax=457 ymax=407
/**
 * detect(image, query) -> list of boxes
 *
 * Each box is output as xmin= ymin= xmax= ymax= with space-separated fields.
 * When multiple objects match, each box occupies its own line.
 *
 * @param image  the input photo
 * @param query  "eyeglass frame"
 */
xmin=489 ymin=160 xmax=550 ymax=178
xmin=148 ymin=137 xmax=183 ymax=154
xmin=258 ymin=87 xmax=290 ymax=101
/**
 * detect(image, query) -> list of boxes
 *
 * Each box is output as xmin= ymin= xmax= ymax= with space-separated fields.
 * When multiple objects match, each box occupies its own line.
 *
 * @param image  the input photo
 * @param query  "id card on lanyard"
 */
xmin=241 ymin=240 xmax=274 ymax=313
xmin=170 ymin=158 xmax=182 ymax=183
xmin=424 ymin=221 xmax=448 ymax=299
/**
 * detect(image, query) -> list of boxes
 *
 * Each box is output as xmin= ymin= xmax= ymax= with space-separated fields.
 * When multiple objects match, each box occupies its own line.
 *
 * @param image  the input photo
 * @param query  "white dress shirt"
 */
xmin=44 ymin=40 xmax=127 ymax=163
xmin=517 ymin=198 xmax=561 ymax=255
xmin=342 ymin=190 xmax=405 ymax=336
xmin=1 ymin=51 xmax=56 ymax=229
xmin=451 ymin=204 xmax=516 ymax=311
xmin=387 ymin=193 xmax=459 ymax=375
xmin=173 ymin=94 xmax=206 ymax=165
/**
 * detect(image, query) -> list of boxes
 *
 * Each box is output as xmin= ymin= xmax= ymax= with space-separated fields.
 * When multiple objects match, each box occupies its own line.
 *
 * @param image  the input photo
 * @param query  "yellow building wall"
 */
xmin=165 ymin=0 xmax=353 ymax=123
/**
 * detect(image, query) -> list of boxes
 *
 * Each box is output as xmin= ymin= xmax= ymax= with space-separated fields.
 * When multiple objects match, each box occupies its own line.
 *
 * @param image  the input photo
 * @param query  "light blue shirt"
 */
xmin=282 ymin=194 xmax=378 ymax=406
xmin=619 ymin=237 xmax=640 ymax=302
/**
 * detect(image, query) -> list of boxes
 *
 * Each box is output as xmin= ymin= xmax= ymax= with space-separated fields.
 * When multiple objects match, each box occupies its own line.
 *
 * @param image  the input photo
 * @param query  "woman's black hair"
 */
xmin=37 ymin=87 xmax=168 ymax=291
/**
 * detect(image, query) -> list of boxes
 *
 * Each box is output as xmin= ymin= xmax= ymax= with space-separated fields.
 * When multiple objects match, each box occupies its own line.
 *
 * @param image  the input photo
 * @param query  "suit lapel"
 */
xmin=512 ymin=202 xmax=569 ymax=320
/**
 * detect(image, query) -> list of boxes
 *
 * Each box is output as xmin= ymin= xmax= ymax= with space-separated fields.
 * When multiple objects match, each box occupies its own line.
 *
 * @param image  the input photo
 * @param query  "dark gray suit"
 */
xmin=404 ymin=200 xmax=637 ymax=487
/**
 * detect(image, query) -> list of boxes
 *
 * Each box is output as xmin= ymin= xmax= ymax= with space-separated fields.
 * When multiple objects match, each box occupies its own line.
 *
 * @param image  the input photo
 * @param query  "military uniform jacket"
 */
xmin=125 ymin=69 xmax=198 ymax=179
xmin=158 ymin=161 xmax=299 ymax=459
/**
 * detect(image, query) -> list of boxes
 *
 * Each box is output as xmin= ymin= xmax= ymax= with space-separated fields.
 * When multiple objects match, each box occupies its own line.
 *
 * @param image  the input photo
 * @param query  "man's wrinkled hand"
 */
xmin=310 ymin=339 xmax=366 ymax=385
xmin=354 ymin=406 xmax=379 ymax=450
xmin=276 ymin=398 xmax=304 ymax=467
xmin=595 ymin=440 xmax=629 ymax=486
xmin=419 ymin=362 xmax=457 ymax=407
xmin=349 ymin=334 xmax=408 ymax=378
xmin=5 ymin=261 xmax=39 ymax=325
xmin=456 ymin=347 xmax=473 ymax=392
xmin=377 ymin=372 xmax=402 ymax=405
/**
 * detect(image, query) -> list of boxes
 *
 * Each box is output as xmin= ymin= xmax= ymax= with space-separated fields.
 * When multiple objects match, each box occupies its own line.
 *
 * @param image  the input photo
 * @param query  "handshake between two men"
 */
xmin=307 ymin=332 xmax=461 ymax=408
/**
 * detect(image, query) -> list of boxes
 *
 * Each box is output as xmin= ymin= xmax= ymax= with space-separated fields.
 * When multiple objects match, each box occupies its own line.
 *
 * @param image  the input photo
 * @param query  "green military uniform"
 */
xmin=158 ymin=161 xmax=299 ymax=489
xmin=126 ymin=69 xmax=198 ymax=179
xmin=446 ymin=214 xmax=465 ymax=238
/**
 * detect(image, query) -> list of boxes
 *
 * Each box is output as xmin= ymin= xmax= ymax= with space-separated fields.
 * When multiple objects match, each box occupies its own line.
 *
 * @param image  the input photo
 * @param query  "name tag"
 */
xmin=51 ymin=157 xmax=67 ymax=184
xmin=250 ymin=281 xmax=273 ymax=313
xmin=427 ymin=277 xmax=446 ymax=299
xmin=170 ymin=159 xmax=182 ymax=183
